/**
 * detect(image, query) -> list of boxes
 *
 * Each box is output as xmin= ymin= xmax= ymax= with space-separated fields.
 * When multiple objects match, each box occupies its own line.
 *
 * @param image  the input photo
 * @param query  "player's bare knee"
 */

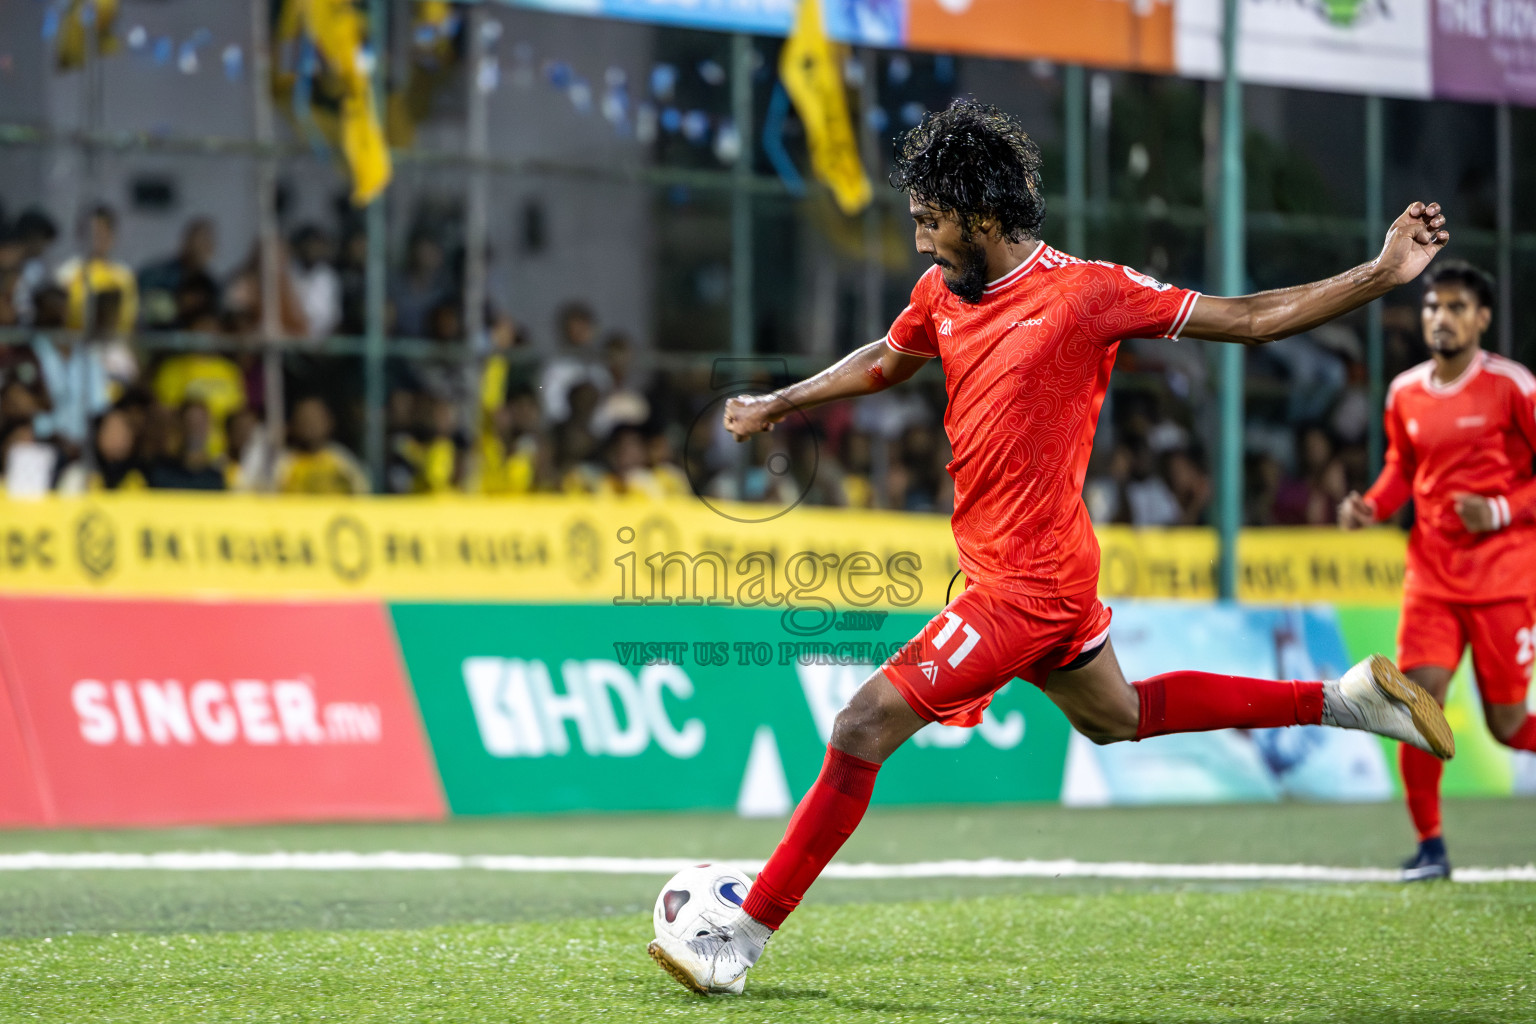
xmin=1489 ymin=717 xmax=1522 ymax=746
xmin=1071 ymin=711 xmax=1136 ymax=745
xmin=829 ymin=700 xmax=886 ymax=752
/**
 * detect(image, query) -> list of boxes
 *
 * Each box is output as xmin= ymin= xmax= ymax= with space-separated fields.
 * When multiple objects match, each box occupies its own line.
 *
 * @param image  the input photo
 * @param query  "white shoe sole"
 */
xmin=1402 ymin=864 xmax=1452 ymax=882
xmin=1368 ymin=654 xmax=1455 ymax=761
xmin=647 ymin=940 xmax=745 ymax=996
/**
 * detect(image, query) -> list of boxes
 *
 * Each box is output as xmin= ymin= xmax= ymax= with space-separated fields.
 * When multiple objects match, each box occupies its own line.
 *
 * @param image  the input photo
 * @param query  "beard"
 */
xmin=935 ymin=231 xmax=989 ymax=304
xmin=1427 ymin=333 xmax=1474 ymax=358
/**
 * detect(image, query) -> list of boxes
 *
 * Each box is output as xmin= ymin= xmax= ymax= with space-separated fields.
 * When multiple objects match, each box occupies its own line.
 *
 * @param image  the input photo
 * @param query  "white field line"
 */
xmin=0 ymin=852 xmax=1532 ymax=883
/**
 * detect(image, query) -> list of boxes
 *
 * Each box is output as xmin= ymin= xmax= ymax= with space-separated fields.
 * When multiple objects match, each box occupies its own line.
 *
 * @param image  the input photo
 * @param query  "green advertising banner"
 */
xmin=391 ymin=603 xmax=1074 ymax=815
xmin=1335 ymin=606 xmax=1521 ymax=799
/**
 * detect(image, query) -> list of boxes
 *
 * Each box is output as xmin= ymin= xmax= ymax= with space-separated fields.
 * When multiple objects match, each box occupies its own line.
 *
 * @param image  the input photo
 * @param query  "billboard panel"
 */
xmin=1176 ymin=0 xmax=1433 ymax=97
xmin=0 ymin=494 xmax=1412 ymax=607
xmin=1431 ymin=0 xmax=1536 ymax=105
xmin=0 ymin=598 xmax=445 ymax=826
xmin=392 ymin=602 xmax=1073 ymax=814
xmin=907 ymin=0 xmax=1175 ymax=71
xmin=0 ymin=653 xmax=49 ymax=826
xmin=1062 ymin=601 xmax=1393 ymax=805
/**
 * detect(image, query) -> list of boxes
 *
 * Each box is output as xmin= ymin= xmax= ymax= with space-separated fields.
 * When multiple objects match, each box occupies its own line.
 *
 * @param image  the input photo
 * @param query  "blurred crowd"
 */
xmin=1 ymin=199 xmax=1422 ymax=524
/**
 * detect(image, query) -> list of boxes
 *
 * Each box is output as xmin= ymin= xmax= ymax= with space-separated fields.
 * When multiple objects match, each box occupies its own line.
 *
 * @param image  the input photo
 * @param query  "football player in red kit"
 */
xmin=1339 ymin=260 xmax=1536 ymax=881
xmin=649 ymin=99 xmax=1456 ymax=995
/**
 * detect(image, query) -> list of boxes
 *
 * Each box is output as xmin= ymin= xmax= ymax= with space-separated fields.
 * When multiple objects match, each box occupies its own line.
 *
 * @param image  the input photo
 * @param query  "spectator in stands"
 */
xmin=274 ymin=395 xmax=368 ymax=494
xmin=335 ymin=227 xmax=368 ymax=336
xmin=1274 ymin=426 xmax=1335 ymax=525
xmin=427 ymin=298 xmax=464 ymax=344
xmin=408 ymin=395 xmax=467 ymax=493
xmin=57 ymin=407 xmax=145 ymax=493
xmin=600 ymin=424 xmax=666 ymax=497
xmin=1245 ymin=452 xmax=1284 ymax=526
xmin=476 ymin=388 xmax=551 ymax=495
xmin=1163 ymin=449 xmax=1212 ymax=526
xmin=1124 ymin=442 xmax=1181 ymax=526
xmin=0 ymin=227 xmax=22 ymax=326
xmin=897 ymin=424 xmax=942 ymax=512
xmin=138 ymin=217 xmax=219 ymax=330
xmin=55 ymin=204 xmax=137 ymax=336
xmin=390 ymin=231 xmax=451 ymax=338
xmin=146 ymin=400 xmax=225 ymax=491
xmin=151 ymin=334 xmax=246 ymax=458
xmin=559 ymin=411 xmax=605 ymax=494
xmin=880 ymin=458 xmax=914 ymax=512
xmin=289 ymin=224 xmax=341 ymax=341
xmin=0 ymin=329 xmax=46 ymax=411
xmin=0 ymin=417 xmax=47 ymax=494
xmin=645 ymin=425 xmax=691 ymax=499
xmin=224 ymin=238 xmax=306 ymax=337
xmin=590 ymin=332 xmax=649 ymax=440
xmin=172 ymin=275 xmax=222 ymax=333
xmin=839 ymin=431 xmax=874 ymax=508
xmin=223 ymin=406 xmax=272 ymax=491
xmin=385 ymin=387 xmax=420 ymax=494
xmin=8 ymin=208 xmax=58 ymax=323
xmin=0 ymin=377 xmax=43 ymax=430
xmin=539 ymin=301 xmax=610 ymax=422
xmin=31 ymin=285 xmax=109 ymax=458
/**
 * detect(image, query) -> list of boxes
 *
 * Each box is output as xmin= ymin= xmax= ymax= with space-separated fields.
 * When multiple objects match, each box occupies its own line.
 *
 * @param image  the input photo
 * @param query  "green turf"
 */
xmin=1 ymin=887 xmax=1531 ymax=1023
xmin=1 ymin=801 xmax=1532 ymax=1021
xmin=0 ymin=799 xmax=1532 ymax=937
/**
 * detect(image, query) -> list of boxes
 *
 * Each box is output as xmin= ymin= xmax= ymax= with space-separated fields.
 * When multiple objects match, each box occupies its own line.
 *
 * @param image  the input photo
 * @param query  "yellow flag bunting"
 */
xmin=55 ymin=0 xmax=121 ymax=71
xmin=282 ymin=0 xmax=393 ymax=206
xmin=779 ymin=0 xmax=872 ymax=216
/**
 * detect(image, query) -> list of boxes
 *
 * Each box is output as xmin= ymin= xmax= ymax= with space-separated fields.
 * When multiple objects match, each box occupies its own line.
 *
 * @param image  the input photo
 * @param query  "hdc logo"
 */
xmin=462 ymin=657 xmax=705 ymax=759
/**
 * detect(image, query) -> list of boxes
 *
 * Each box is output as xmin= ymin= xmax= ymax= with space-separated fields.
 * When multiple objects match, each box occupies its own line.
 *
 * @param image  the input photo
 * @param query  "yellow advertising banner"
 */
xmin=0 ymin=494 xmax=1407 ymax=607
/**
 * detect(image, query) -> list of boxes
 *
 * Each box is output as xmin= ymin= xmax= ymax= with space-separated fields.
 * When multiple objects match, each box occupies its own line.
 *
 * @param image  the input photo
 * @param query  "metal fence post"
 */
xmin=1064 ymin=64 xmax=1087 ymax=256
xmin=363 ymin=0 xmax=390 ymax=489
xmin=1216 ymin=0 xmax=1245 ymax=601
xmin=730 ymin=33 xmax=754 ymax=358
xmin=1365 ymin=95 xmax=1385 ymax=475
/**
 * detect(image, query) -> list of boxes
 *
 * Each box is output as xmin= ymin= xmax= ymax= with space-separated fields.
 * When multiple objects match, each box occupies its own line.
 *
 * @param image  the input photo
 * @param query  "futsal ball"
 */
xmin=653 ymin=864 xmax=753 ymax=943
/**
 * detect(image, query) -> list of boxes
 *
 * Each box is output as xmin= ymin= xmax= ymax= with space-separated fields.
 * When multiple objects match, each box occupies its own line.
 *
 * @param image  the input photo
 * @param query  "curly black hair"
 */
xmin=890 ymin=98 xmax=1045 ymax=243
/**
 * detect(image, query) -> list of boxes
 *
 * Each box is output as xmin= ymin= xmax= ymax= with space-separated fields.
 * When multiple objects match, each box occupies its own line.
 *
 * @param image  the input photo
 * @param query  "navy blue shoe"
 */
xmin=1402 ymin=837 xmax=1451 ymax=882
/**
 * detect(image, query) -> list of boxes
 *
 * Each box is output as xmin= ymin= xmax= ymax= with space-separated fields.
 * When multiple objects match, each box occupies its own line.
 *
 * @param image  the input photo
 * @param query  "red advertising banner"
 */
xmin=0 ymin=655 xmax=49 ymax=826
xmin=0 ymin=598 xmax=445 ymax=827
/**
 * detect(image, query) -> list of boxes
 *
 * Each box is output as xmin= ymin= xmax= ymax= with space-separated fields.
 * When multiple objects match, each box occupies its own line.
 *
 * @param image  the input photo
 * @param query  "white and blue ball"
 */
xmin=652 ymin=863 xmax=753 ymax=943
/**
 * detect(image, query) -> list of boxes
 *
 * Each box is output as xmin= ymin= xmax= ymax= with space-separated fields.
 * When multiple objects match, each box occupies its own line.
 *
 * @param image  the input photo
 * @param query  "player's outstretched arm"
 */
xmin=1182 ymin=202 xmax=1449 ymax=346
xmin=723 ymin=340 xmax=930 ymax=441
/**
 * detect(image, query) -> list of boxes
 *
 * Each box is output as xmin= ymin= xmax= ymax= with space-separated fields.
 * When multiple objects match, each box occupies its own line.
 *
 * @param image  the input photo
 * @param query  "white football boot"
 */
xmin=1322 ymin=654 xmax=1455 ymax=760
xmin=648 ymin=920 xmax=763 ymax=995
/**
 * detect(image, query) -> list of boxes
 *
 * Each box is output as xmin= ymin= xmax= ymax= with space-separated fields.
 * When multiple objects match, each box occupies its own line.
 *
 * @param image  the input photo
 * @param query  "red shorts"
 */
xmin=881 ymin=583 xmax=1111 ymax=727
xmin=1398 ymin=590 xmax=1536 ymax=706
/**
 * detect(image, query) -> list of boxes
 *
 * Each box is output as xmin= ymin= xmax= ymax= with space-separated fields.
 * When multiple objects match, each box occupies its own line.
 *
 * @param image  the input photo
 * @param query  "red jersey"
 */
xmin=1364 ymin=350 xmax=1536 ymax=602
xmin=885 ymin=242 xmax=1200 ymax=597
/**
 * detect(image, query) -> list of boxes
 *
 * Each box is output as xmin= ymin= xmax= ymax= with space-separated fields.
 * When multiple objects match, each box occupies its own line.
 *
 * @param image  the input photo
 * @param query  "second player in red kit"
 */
xmin=649 ymin=98 xmax=1459 ymax=997
xmin=1341 ymin=260 xmax=1536 ymax=880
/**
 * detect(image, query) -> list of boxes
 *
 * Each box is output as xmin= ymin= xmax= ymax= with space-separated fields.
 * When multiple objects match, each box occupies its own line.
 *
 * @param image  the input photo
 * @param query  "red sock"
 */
xmin=1399 ymin=742 xmax=1444 ymax=842
xmin=1133 ymin=671 xmax=1324 ymax=739
xmin=1501 ymin=714 xmax=1536 ymax=752
xmin=741 ymin=746 xmax=880 ymax=930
